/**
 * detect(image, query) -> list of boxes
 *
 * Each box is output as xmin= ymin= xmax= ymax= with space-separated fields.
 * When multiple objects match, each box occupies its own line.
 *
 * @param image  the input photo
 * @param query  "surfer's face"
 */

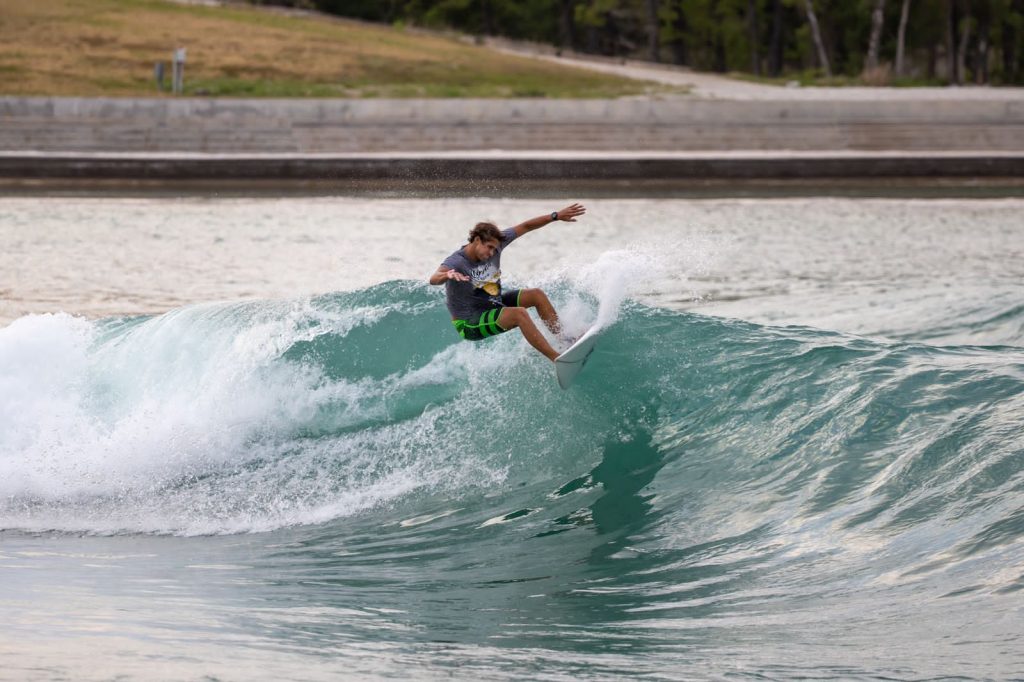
xmin=468 ymin=237 xmax=500 ymax=262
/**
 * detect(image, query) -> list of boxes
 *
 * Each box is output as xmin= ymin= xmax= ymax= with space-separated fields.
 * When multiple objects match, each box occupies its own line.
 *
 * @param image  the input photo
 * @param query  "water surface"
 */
xmin=1 ymin=195 xmax=1022 ymax=680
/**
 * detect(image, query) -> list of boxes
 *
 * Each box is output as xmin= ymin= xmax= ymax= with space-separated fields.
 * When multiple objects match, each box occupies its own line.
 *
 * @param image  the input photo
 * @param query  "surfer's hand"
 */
xmin=557 ymin=203 xmax=586 ymax=222
xmin=446 ymin=269 xmax=470 ymax=282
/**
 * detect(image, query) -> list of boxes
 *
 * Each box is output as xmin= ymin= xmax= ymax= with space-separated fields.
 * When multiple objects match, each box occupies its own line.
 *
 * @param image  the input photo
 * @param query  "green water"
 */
xmin=1 ymin=195 xmax=1023 ymax=680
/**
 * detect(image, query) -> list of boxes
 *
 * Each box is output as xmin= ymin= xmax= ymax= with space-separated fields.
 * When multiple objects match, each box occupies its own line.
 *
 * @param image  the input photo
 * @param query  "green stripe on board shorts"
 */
xmin=452 ymin=307 xmax=509 ymax=341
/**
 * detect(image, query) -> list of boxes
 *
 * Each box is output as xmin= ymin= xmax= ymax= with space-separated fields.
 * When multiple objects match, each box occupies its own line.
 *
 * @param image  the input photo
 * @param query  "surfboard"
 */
xmin=555 ymin=326 xmax=600 ymax=390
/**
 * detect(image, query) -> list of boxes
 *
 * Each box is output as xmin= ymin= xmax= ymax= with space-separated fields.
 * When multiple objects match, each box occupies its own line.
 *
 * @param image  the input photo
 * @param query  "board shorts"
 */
xmin=452 ymin=289 xmax=522 ymax=341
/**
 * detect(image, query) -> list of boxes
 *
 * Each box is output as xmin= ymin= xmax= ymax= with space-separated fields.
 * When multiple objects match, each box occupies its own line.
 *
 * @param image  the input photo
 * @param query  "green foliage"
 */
xmin=270 ymin=0 xmax=1024 ymax=84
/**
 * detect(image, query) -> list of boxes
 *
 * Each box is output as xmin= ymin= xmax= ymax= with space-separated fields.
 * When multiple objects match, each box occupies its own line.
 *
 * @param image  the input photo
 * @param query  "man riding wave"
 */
xmin=429 ymin=203 xmax=587 ymax=361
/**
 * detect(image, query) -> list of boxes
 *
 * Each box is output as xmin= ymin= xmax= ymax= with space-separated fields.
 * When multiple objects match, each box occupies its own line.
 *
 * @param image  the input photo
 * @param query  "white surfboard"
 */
xmin=555 ymin=326 xmax=601 ymax=390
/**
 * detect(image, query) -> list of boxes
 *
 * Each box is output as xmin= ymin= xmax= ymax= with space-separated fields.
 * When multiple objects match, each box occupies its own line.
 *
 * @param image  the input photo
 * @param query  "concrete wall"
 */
xmin=3 ymin=152 xmax=1022 ymax=181
xmin=3 ymin=97 xmax=1023 ymax=154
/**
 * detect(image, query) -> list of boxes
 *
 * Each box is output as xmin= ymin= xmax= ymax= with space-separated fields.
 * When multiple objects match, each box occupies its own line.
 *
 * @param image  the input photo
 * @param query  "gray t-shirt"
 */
xmin=441 ymin=228 xmax=518 ymax=320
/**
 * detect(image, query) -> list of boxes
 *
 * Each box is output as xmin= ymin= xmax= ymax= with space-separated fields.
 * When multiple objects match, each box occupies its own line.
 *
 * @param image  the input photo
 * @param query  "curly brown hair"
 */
xmin=468 ymin=222 xmax=502 ymax=244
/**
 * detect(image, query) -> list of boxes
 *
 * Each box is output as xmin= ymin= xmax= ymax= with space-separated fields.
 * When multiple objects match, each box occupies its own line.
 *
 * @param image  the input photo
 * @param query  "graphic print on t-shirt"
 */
xmin=471 ymin=261 xmax=502 ymax=298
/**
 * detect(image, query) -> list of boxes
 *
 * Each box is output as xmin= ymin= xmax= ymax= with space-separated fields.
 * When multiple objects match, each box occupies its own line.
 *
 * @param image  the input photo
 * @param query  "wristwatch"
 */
xmin=550 ymin=211 xmax=559 ymax=221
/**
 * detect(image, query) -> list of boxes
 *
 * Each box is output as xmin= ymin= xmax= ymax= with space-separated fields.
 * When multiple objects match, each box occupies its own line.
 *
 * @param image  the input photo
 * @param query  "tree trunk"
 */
xmin=895 ymin=0 xmax=911 ymax=76
xmin=1017 ymin=0 xmax=1024 ymax=83
xmin=956 ymin=5 xmax=971 ymax=85
xmin=558 ymin=0 xmax=576 ymax=52
xmin=768 ymin=0 xmax=784 ymax=76
xmin=976 ymin=35 xmax=988 ymax=84
xmin=975 ymin=6 xmax=990 ymax=84
xmin=803 ymin=0 xmax=831 ymax=77
xmin=711 ymin=0 xmax=727 ymax=72
xmin=669 ymin=1 xmax=689 ymax=65
xmin=945 ymin=0 xmax=957 ymax=83
xmin=970 ymin=3 xmax=987 ymax=84
xmin=1001 ymin=6 xmax=1016 ymax=83
xmin=747 ymin=0 xmax=761 ymax=75
xmin=480 ymin=0 xmax=494 ymax=36
xmin=646 ymin=0 xmax=661 ymax=62
xmin=586 ymin=25 xmax=600 ymax=54
xmin=865 ymin=0 xmax=887 ymax=71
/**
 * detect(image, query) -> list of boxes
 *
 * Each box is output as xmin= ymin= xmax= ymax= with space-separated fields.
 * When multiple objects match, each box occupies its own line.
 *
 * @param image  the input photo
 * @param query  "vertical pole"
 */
xmin=172 ymin=47 xmax=186 ymax=94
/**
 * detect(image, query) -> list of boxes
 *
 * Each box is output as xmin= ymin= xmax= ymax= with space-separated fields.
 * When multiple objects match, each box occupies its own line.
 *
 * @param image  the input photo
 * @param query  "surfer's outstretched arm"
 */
xmin=512 ymin=203 xmax=586 ymax=238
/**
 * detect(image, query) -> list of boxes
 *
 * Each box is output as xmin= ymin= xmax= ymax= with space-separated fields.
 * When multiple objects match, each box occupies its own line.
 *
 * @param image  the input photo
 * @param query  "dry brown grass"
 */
xmin=860 ymin=64 xmax=892 ymax=86
xmin=0 ymin=0 xmax=668 ymax=97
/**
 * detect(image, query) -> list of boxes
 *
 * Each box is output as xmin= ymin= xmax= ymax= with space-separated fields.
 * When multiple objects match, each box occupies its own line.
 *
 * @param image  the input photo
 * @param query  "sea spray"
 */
xmin=0 ymin=285 xmax=559 ymax=534
xmin=0 ymin=313 xmax=95 ymax=491
xmin=547 ymin=235 xmax=723 ymax=334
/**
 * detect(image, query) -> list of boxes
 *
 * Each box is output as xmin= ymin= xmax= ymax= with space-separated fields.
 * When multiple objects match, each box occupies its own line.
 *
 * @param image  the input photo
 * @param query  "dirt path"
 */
xmin=484 ymin=38 xmax=1024 ymax=102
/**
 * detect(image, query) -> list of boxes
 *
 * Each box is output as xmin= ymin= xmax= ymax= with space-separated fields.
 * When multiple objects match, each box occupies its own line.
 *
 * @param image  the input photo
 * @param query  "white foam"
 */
xmin=0 ymin=313 xmax=96 ymax=492
xmin=0 ymin=295 xmax=534 ymax=535
xmin=2 ymin=244 xmax=709 ymax=535
xmin=547 ymin=236 xmax=725 ymax=332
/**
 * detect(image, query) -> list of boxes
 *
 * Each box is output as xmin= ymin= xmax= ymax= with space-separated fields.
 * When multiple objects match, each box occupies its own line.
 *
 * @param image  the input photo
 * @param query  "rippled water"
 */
xmin=1 ymin=195 xmax=1022 ymax=680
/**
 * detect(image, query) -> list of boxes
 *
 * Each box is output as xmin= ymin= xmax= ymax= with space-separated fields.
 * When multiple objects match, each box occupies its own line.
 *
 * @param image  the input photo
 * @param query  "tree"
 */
xmin=480 ymin=0 xmax=495 ymax=35
xmin=660 ymin=1 xmax=690 ymax=65
xmin=558 ymin=0 xmax=577 ymax=50
xmin=276 ymin=0 xmax=1023 ymax=85
xmin=747 ymin=0 xmax=761 ymax=75
xmin=946 ymin=0 xmax=957 ymax=82
xmin=646 ymin=0 xmax=661 ymax=61
xmin=802 ymin=0 xmax=832 ymax=77
xmin=974 ymin=1 xmax=991 ymax=83
xmin=767 ymin=0 xmax=785 ymax=76
xmin=1001 ymin=0 xmax=1024 ymax=84
xmin=894 ymin=0 xmax=911 ymax=76
xmin=865 ymin=0 xmax=887 ymax=72
xmin=956 ymin=1 xmax=972 ymax=84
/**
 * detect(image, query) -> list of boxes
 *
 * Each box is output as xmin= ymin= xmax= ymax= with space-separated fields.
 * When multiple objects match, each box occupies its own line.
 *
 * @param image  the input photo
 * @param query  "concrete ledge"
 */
xmin=4 ymin=97 xmax=1023 ymax=154
xmin=4 ymin=96 xmax=1022 ymax=123
xmin=1 ymin=151 xmax=1022 ymax=180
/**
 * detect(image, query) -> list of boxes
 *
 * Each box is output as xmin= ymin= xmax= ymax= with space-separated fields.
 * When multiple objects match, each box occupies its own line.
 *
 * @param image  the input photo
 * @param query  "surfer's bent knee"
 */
xmin=519 ymin=288 xmax=549 ymax=307
xmin=497 ymin=306 xmax=528 ymax=329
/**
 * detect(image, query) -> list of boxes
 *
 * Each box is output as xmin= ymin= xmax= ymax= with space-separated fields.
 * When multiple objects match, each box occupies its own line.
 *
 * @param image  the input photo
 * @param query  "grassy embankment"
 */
xmin=730 ymin=69 xmax=949 ymax=88
xmin=0 ymin=0 xmax=674 ymax=98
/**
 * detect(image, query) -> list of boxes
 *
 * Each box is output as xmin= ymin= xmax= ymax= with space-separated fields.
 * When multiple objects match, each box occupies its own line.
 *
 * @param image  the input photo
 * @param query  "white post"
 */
xmin=172 ymin=47 xmax=187 ymax=94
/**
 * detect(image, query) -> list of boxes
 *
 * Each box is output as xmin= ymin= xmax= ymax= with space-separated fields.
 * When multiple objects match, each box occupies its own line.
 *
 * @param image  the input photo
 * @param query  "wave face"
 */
xmin=2 ymin=280 xmax=1023 ymax=538
xmin=2 ymin=280 xmax=1024 ymax=675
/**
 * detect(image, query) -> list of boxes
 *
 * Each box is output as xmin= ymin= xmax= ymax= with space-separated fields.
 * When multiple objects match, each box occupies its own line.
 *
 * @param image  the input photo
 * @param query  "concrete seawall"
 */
xmin=2 ymin=96 xmax=1023 ymax=179
xmin=3 ymin=151 xmax=1022 ymax=181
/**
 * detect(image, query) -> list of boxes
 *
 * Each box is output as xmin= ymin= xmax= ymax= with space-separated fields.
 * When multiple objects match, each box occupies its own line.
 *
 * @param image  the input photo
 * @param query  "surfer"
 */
xmin=429 ymin=203 xmax=587 ymax=361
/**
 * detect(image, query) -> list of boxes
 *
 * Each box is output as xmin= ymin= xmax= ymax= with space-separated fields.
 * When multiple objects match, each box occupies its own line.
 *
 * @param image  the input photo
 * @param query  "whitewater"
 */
xmin=1 ymin=195 xmax=1022 ymax=680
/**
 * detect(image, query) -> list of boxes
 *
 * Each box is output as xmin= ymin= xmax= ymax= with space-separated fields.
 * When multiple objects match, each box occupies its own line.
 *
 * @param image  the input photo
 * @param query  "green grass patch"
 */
xmin=0 ymin=0 xmax=671 ymax=98
xmin=184 ymin=77 xmax=349 ymax=97
xmin=730 ymin=68 xmax=950 ymax=88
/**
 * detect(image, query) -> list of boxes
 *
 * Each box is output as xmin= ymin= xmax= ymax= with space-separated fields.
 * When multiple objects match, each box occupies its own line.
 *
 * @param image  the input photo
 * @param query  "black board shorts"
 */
xmin=451 ymin=289 xmax=522 ymax=341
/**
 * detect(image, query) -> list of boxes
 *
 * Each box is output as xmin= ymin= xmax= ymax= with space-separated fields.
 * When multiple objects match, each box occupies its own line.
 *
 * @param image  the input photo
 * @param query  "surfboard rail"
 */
xmin=554 ymin=327 xmax=600 ymax=390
